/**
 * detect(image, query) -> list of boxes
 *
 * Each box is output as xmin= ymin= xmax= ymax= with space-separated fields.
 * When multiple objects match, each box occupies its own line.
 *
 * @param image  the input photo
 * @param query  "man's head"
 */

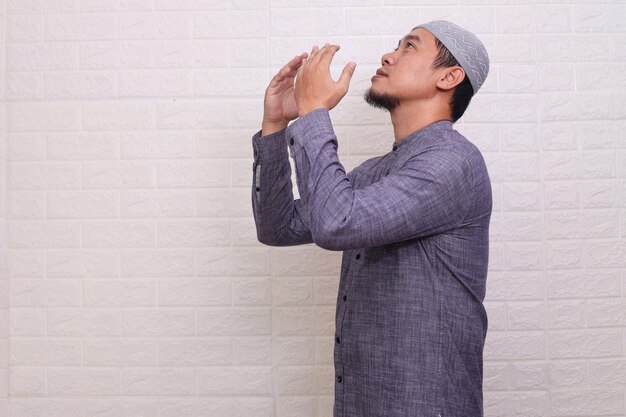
xmin=365 ymin=20 xmax=489 ymax=123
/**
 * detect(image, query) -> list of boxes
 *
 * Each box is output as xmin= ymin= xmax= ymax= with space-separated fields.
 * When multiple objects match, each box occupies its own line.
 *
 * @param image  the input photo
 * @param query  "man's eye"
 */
xmin=406 ymin=43 xmax=415 ymax=49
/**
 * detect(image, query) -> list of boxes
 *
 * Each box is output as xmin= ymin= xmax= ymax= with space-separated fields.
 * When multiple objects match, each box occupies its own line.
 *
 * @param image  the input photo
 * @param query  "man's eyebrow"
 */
xmin=397 ymin=34 xmax=421 ymax=47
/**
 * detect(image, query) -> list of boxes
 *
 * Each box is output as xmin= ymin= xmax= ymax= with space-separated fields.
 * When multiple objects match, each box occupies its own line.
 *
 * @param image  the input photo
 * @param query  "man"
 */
xmin=251 ymin=20 xmax=492 ymax=417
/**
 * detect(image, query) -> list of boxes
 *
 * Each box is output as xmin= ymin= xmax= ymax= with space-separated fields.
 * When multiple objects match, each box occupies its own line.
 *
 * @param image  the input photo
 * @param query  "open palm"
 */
xmin=262 ymin=53 xmax=308 ymax=135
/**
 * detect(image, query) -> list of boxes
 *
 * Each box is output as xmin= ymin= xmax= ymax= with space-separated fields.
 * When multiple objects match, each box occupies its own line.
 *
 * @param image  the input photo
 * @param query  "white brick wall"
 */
xmin=1 ymin=0 xmax=9 ymax=415
xmin=0 ymin=1 xmax=625 ymax=416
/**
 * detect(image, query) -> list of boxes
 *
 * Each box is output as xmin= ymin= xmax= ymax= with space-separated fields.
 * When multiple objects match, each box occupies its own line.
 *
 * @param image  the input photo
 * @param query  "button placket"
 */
xmin=340 ymin=250 xmax=362 ymax=309
xmin=334 ymin=248 xmax=363 ymax=404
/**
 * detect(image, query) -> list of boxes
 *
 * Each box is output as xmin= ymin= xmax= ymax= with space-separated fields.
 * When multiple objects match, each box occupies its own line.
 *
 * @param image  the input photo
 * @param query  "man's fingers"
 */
xmin=315 ymin=44 xmax=339 ymax=68
xmin=337 ymin=61 xmax=357 ymax=89
xmin=285 ymin=53 xmax=308 ymax=74
xmin=307 ymin=45 xmax=320 ymax=61
xmin=273 ymin=52 xmax=308 ymax=83
xmin=306 ymin=43 xmax=331 ymax=65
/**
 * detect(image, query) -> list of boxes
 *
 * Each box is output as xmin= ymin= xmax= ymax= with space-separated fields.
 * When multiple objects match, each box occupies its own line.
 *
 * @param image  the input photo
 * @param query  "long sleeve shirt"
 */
xmin=251 ymin=109 xmax=492 ymax=417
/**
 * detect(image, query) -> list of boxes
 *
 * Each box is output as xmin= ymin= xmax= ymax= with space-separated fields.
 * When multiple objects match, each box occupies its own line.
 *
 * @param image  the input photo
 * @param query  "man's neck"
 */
xmin=390 ymin=101 xmax=452 ymax=143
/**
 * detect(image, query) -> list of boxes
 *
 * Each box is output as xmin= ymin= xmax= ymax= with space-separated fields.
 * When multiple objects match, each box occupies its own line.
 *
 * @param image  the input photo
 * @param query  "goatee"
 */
xmin=363 ymin=89 xmax=400 ymax=111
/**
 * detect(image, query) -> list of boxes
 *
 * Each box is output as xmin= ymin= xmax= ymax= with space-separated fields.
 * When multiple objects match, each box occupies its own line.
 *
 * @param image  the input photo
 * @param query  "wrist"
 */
xmin=261 ymin=120 xmax=288 ymax=137
xmin=298 ymin=104 xmax=327 ymax=118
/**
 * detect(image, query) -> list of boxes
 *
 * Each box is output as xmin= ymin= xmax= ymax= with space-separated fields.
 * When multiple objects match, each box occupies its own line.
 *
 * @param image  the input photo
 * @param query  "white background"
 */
xmin=0 ymin=0 xmax=625 ymax=416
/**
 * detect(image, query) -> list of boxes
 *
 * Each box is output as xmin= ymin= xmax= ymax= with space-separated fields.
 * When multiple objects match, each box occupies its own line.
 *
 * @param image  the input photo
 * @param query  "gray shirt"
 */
xmin=251 ymin=109 xmax=492 ymax=417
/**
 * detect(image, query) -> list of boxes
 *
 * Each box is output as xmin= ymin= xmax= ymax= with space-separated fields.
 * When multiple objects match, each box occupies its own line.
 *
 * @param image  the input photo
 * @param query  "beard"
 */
xmin=363 ymin=88 xmax=400 ymax=111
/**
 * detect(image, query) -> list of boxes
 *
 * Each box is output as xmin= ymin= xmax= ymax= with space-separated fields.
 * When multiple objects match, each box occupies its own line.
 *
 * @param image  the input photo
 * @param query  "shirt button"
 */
xmin=335 ymin=336 xmax=340 ymax=344
xmin=336 ymin=376 xmax=342 ymax=383
xmin=343 ymin=294 xmax=347 ymax=302
xmin=255 ymin=187 xmax=260 ymax=192
xmin=290 ymin=138 xmax=294 ymax=145
xmin=355 ymin=253 xmax=361 ymax=260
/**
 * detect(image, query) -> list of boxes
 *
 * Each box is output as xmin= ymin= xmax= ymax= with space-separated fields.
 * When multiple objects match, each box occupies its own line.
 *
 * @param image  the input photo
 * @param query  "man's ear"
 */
xmin=436 ymin=66 xmax=465 ymax=91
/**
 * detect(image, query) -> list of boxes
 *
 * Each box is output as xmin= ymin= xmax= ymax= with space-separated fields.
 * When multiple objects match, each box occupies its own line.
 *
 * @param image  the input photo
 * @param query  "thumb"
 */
xmin=337 ymin=61 xmax=356 ymax=89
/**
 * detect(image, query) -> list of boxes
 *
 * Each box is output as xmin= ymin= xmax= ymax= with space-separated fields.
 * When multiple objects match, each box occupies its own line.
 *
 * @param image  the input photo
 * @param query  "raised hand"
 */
xmin=261 ymin=52 xmax=309 ymax=137
xmin=294 ymin=44 xmax=356 ymax=117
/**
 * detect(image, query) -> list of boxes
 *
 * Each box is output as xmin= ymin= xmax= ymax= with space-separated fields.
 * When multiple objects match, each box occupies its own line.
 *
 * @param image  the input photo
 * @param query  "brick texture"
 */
xmin=1 ymin=0 xmax=10 ymax=415
xmin=0 ymin=1 xmax=625 ymax=417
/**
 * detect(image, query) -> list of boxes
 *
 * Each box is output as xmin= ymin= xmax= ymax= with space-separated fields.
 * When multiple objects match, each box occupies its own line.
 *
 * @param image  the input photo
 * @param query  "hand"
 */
xmin=262 ymin=52 xmax=308 ymax=136
xmin=294 ymin=43 xmax=356 ymax=117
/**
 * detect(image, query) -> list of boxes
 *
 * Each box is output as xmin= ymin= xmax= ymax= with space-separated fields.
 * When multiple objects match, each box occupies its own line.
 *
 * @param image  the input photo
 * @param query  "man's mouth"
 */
xmin=372 ymin=68 xmax=387 ymax=81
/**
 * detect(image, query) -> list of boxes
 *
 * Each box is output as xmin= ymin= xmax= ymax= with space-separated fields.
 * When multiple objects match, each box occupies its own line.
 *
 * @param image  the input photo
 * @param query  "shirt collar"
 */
xmin=392 ymin=120 xmax=454 ymax=151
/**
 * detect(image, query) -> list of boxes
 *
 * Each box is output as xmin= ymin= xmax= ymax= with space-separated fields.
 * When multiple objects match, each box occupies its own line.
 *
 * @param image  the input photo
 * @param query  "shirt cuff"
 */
xmin=252 ymin=128 xmax=289 ymax=163
xmin=286 ymin=109 xmax=336 ymax=155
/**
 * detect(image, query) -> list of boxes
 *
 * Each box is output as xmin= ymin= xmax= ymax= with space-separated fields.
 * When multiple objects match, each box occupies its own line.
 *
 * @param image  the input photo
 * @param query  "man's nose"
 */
xmin=381 ymin=51 xmax=396 ymax=66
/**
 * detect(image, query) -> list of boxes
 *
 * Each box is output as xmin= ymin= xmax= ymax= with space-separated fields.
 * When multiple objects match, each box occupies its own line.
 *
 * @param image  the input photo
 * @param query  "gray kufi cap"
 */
xmin=416 ymin=20 xmax=490 ymax=95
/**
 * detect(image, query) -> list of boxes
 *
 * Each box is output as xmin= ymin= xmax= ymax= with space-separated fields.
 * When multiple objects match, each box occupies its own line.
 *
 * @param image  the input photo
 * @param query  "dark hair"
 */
xmin=432 ymin=38 xmax=473 ymax=123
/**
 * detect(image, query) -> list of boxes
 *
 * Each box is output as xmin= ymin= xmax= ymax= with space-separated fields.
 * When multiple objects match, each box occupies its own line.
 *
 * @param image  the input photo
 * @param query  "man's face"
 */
xmin=365 ymin=28 xmax=442 ymax=111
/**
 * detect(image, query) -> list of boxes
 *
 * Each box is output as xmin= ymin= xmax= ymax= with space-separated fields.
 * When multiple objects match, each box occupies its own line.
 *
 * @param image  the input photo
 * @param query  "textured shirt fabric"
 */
xmin=251 ymin=109 xmax=492 ymax=417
